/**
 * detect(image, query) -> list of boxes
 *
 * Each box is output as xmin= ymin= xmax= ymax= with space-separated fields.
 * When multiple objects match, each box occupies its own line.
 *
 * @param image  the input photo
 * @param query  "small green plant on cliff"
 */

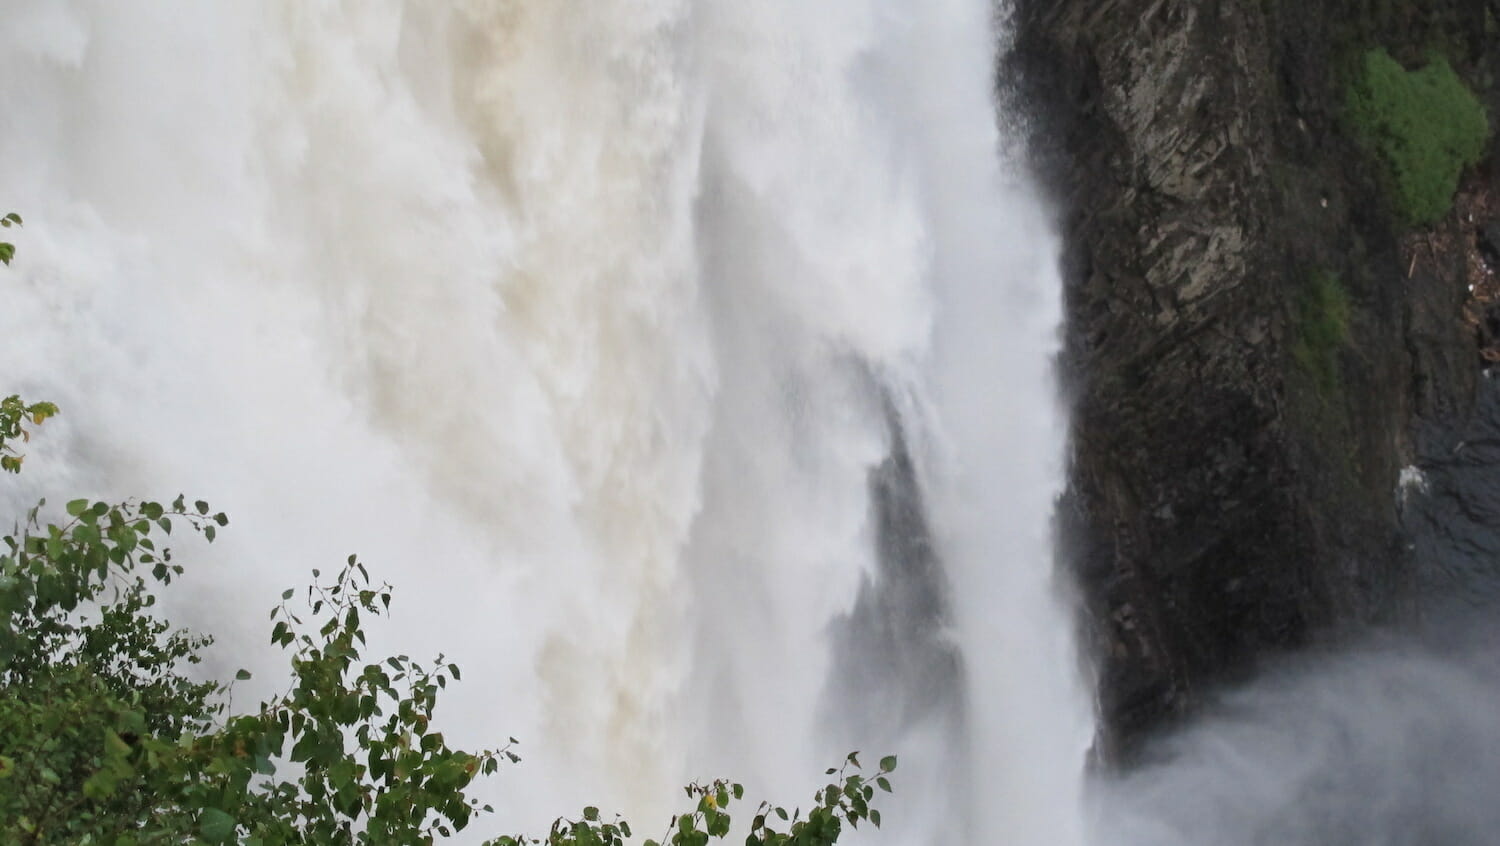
xmin=1292 ymin=269 xmax=1351 ymax=395
xmin=1345 ymin=48 xmax=1490 ymax=226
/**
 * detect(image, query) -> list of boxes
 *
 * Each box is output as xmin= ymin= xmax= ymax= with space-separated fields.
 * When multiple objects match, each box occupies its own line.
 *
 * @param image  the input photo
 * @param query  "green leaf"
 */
xmin=104 ymin=730 xmax=131 ymax=755
xmin=200 ymin=808 xmax=236 ymax=843
xmin=879 ymin=755 xmax=897 ymax=773
xmin=583 ymin=806 xmax=599 ymax=822
xmin=235 ymin=669 xmax=252 ymax=681
xmin=83 ymin=768 xmax=118 ymax=800
xmin=66 ymin=499 xmax=89 ymax=517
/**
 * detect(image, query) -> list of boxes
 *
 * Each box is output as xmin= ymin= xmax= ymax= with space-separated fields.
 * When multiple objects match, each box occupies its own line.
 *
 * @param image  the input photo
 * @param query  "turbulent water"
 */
xmin=0 ymin=3 xmax=1088 ymax=843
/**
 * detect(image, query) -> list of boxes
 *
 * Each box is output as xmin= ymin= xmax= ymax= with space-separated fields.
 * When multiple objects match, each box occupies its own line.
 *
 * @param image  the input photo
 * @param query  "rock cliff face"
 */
xmin=1009 ymin=0 xmax=1500 ymax=762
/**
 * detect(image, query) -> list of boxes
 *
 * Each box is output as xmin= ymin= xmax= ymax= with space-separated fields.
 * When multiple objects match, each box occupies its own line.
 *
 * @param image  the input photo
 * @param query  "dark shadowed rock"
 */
xmin=1007 ymin=0 xmax=1500 ymax=763
xmin=1479 ymin=221 xmax=1500 ymax=268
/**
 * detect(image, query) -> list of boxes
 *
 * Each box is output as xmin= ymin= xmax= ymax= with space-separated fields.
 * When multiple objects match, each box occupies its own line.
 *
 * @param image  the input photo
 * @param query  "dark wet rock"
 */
xmin=1007 ymin=0 xmax=1500 ymax=763
xmin=1406 ymin=376 xmax=1500 ymax=611
xmin=1479 ymin=222 xmax=1500 ymax=268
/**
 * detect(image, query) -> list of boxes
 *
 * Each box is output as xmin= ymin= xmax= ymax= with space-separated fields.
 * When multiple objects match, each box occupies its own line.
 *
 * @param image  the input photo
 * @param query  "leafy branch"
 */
xmin=0 ymin=395 xmax=58 ymax=474
xmin=488 ymin=753 xmax=897 ymax=846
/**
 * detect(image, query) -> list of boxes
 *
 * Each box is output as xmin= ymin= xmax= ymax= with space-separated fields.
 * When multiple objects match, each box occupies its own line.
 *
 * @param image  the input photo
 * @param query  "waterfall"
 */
xmin=0 ymin=2 xmax=1088 ymax=842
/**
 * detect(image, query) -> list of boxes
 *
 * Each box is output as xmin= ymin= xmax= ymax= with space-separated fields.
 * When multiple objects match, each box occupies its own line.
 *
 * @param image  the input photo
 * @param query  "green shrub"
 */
xmin=1292 ymin=270 xmax=1351 ymax=394
xmin=1345 ymin=49 xmax=1490 ymax=226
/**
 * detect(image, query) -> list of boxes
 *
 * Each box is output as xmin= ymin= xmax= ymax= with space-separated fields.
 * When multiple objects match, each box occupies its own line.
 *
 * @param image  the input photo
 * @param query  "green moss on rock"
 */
xmin=1345 ymin=48 xmax=1490 ymax=225
xmin=1292 ymin=269 xmax=1351 ymax=395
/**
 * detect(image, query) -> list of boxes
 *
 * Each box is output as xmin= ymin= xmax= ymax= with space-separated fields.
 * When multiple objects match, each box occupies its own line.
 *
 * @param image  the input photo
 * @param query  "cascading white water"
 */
xmin=0 ymin=2 xmax=1088 ymax=842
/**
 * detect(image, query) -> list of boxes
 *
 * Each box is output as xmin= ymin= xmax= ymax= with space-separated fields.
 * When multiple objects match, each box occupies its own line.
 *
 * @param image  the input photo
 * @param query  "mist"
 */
xmin=1094 ymin=621 xmax=1500 ymax=846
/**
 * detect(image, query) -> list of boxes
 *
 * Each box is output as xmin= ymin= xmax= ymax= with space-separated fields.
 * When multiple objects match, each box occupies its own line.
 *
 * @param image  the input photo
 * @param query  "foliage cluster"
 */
xmin=1 ymin=484 xmax=519 ymax=843
xmin=0 ymin=446 xmax=896 ymax=845
xmin=0 ymin=394 xmax=58 ymax=474
xmin=1345 ymin=48 xmax=1490 ymax=226
xmin=1291 ymin=269 xmax=1352 ymax=395
xmin=495 ymin=754 xmax=896 ymax=846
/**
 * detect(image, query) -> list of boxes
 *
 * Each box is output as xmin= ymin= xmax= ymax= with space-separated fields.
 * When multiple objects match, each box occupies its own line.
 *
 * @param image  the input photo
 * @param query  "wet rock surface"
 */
xmin=1406 ymin=375 xmax=1500 ymax=611
xmin=1009 ymin=0 xmax=1500 ymax=762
